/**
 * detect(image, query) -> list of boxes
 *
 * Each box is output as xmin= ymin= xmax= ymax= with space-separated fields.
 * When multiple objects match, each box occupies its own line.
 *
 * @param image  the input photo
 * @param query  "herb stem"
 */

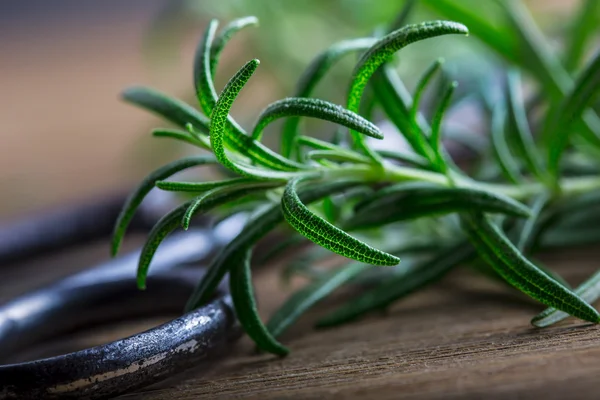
xmin=323 ymin=163 xmax=600 ymax=202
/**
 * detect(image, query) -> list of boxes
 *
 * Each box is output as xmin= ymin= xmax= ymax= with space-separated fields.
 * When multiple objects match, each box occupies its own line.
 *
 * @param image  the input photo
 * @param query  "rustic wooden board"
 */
xmin=3 ymin=243 xmax=600 ymax=399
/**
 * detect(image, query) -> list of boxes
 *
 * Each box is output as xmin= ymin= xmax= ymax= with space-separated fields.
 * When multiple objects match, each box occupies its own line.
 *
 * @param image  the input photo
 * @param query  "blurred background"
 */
xmin=0 ymin=0 xmax=586 ymax=220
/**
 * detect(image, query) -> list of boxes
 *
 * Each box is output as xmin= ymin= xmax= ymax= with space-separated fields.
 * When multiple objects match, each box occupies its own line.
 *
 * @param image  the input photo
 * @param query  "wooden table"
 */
xmin=3 ymin=241 xmax=600 ymax=399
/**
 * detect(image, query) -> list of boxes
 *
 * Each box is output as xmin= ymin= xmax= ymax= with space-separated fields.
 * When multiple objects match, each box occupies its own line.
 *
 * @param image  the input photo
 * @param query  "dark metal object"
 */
xmin=0 ymin=192 xmax=169 ymax=265
xmin=0 ymin=196 xmax=244 ymax=399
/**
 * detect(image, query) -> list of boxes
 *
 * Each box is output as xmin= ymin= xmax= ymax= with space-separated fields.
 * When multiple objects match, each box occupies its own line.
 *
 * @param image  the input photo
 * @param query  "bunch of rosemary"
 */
xmin=112 ymin=1 xmax=600 ymax=355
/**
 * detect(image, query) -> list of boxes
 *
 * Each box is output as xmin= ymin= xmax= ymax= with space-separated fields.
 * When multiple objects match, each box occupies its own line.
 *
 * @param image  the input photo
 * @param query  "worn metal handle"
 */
xmin=0 ymin=195 xmax=243 ymax=399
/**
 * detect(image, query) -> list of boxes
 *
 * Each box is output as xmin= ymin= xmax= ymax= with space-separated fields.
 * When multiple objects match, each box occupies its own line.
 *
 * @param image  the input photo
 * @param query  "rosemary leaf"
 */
xmin=282 ymin=178 xmax=400 ymax=266
xmin=282 ymin=38 xmax=376 ymax=158
xmin=122 ymin=86 xmax=210 ymax=135
xmin=317 ymin=241 xmax=474 ymax=327
xmin=230 ymin=248 xmax=289 ymax=356
xmin=253 ymin=97 xmax=382 ymax=142
xmin=347 ymin=21 xmax=468 ymax=162
xmin=111 ymin=156 xmax=216 ymax=256
xmin=462 ymin=212 xmax=600 ymax=324
xmin=267 ymin=262 xmax=370 ymax=338
xmin=210 ymin=16 xmax=258 ymax=77
xmin=185 ymin=180 xmax=361 ymax=311
xmin=532 ymin=269 xmax=600 ymax=328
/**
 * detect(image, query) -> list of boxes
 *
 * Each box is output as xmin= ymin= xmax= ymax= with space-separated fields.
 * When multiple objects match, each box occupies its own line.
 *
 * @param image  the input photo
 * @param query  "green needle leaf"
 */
xmin=376 ymin=150 xmax=430 ymax=169
xmin=532 ymin=269 xmax=600 ymax=328
xmin=136 ymin=184 xmax=273 ymax=290
xmin=267 ymin=262 xmax=370 ymax=338
xmin=151 ymin=128 xmax=210 ymax=149
xmin=547 ymin=50 xmax=600 ymax=178
xmin=210 ymin=59 xmax=310 ymax=179
xmin=282 ymin=38 xmax=377 ymax=158
xmin=317 ymin=241 xmax=474 ymax=327
xmin=505 ymin=70 xmax=545 ymax=181
xmin=136 ymin=202 xmax=190 ymax=290
xmin=185 ymin=180 xmax=361 ymax=311
xmin=430 ymin=80 xmax=457 ymax=171
xmin=347 ymin=184 xmax=531 ymax=230
xmin=194 ymin=20 xmax=305 ymax=172
xmin=122 ymin=86 xmax=210 ymax=134
xmin=181 ymin=181 xmax=281 ymax=230
xmin=210 ymin=16 xmax=259 ymax=77
xmin=516 ymin=193 xmax=550 ymax=252
xmin=462 ymin=212 xmax=600 ymax=324
xmin=156 ymin=177 xmax=257 ymax=193
xmin=111 ymin=156 xmax=216 ymax=257
xmin=282 ymin=179 xmax=400 ymax=266
xmin=564 ymin=0 xmax=600 ymax=72
xmin=252 ymin=97 xmax=382 ymax=142
xmin=230 ymin=248 xmax=289 ymax=356
xmin=194 ymin=19 xmax=220 ymax=117
xmin=347 ymin=21 xmax=469 ymax=161
xmin=307 ymin=150 xmax=370 ymax=164
xmin=371 ymin=65 xmax=434 ymax=161
xmin=411 ymin=58 xmax=444 ymax=121
xmin=491 ymin=105 xmax=523 ymax=185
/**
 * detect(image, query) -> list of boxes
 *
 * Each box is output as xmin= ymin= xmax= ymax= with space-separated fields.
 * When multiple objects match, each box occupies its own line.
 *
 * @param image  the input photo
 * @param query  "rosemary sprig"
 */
xmin=115 ymin=5 xmax=600 ymax=356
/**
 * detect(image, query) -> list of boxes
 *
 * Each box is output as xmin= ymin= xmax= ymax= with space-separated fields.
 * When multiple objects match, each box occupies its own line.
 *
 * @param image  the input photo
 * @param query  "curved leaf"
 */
xmin=505 ymin=70 xmax=545 ymax=181
xmin=210 ymin=16 xmax=259 ymax=77
xmin=430 ymin=80 xmax=457 ymax=171
xmin=347 ymin=21 xmax=468 ymax=161
xmin=411 ymin=58 xmax=444 ymax=120
xmin=317 ymin=241 xmax=474 ymax=327
xmin=122 ymin=86 xmax=210 ymax=134
xmin=185 ymin=180 xmax=362 ymax=311
xmin=156 ymin=177 xmax=257 ymax=193
xmin=491 ymin=105 xmax=523 ymax=185
xmin=564 ymin=0 xmax=600 ymax=72
xmin=371 ymin=64 xmax=434 ymax=160
xmin=194 ymin=21 xmax=305 ymax=172
xmin=182 ymin=181 xmax=282 ymax=229
xmin=136 ymin=185 xmax=272 ymax=289
xmin=111 ymin=156 xmax=216 ymax=256
xmin=267 ymin=262 xmax=370 ymax=338
xmin=282 ymin=179 xmax=400 ymax=266
xmin=516 ymin=192 xmax=550 ymax=252
xmin=348 ymin=184 xmax=531 ymax=230
xmin=532 ymin=269 xmax=600 ymax=328
xmin=307 ymin=150 xmax=370 ymax=164
xmin=462 ymin=212 xmax=600 ymax=323
xmin=282 ymin=37 xmax=377 ymax=158
xmin=547 ymin=50 xmax=600 ymax=178
xmin=376 ymin=150 xmax=430 ymax=169
xmin=151 ymin=128 xmax=210 ymax=149
xmin=230 ymin=248 xmax=289 ymax=356
xmin=210 ymin=59 xmax=311 ymax=179
xmin=252 ymin=97 xmax=382 ymax=141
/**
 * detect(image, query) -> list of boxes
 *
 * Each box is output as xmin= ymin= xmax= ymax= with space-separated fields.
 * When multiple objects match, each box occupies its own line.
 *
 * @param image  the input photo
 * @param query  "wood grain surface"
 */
xmin=4 ymin=242 xmax=600 ymax=399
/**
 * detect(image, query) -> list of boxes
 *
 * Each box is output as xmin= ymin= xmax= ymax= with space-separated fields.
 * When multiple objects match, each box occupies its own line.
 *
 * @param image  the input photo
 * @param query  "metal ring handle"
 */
xmin=0 ymin=231 xmax=240 ymax=399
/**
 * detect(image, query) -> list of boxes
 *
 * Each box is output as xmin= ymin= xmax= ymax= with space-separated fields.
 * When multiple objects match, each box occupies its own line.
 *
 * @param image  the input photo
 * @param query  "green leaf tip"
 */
xmin=111 ymin=156 xmax=216 ymax=257
xmin=253 ymin=97 xmax=383 ymax=142
xmin=347 ymin=20 xmax=468 ymax=160
xmin=210 ymin=16 xmax=259 ymax=77
xmin=282 ymin=179 xmax=399 ymax=266
xmin=230 ymin=249 xmax=289 ymax=356
xmin=463 ymin=213 xmax=600 ymax=324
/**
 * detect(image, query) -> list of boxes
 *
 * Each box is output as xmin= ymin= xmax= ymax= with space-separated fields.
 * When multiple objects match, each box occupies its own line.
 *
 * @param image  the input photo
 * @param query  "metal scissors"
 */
xmin=0 ymin=192 xmax=243 ymax=399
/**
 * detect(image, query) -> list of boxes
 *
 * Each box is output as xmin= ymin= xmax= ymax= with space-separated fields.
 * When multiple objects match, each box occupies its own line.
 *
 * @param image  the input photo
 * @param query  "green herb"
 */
xmin=116 ymin=5 xmax=600 ymax=356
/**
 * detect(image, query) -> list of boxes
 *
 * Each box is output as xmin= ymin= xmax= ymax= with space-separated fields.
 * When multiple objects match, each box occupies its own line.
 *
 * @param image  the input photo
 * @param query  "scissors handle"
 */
xmin=0 ymin=195 xmax=241 ymax=399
